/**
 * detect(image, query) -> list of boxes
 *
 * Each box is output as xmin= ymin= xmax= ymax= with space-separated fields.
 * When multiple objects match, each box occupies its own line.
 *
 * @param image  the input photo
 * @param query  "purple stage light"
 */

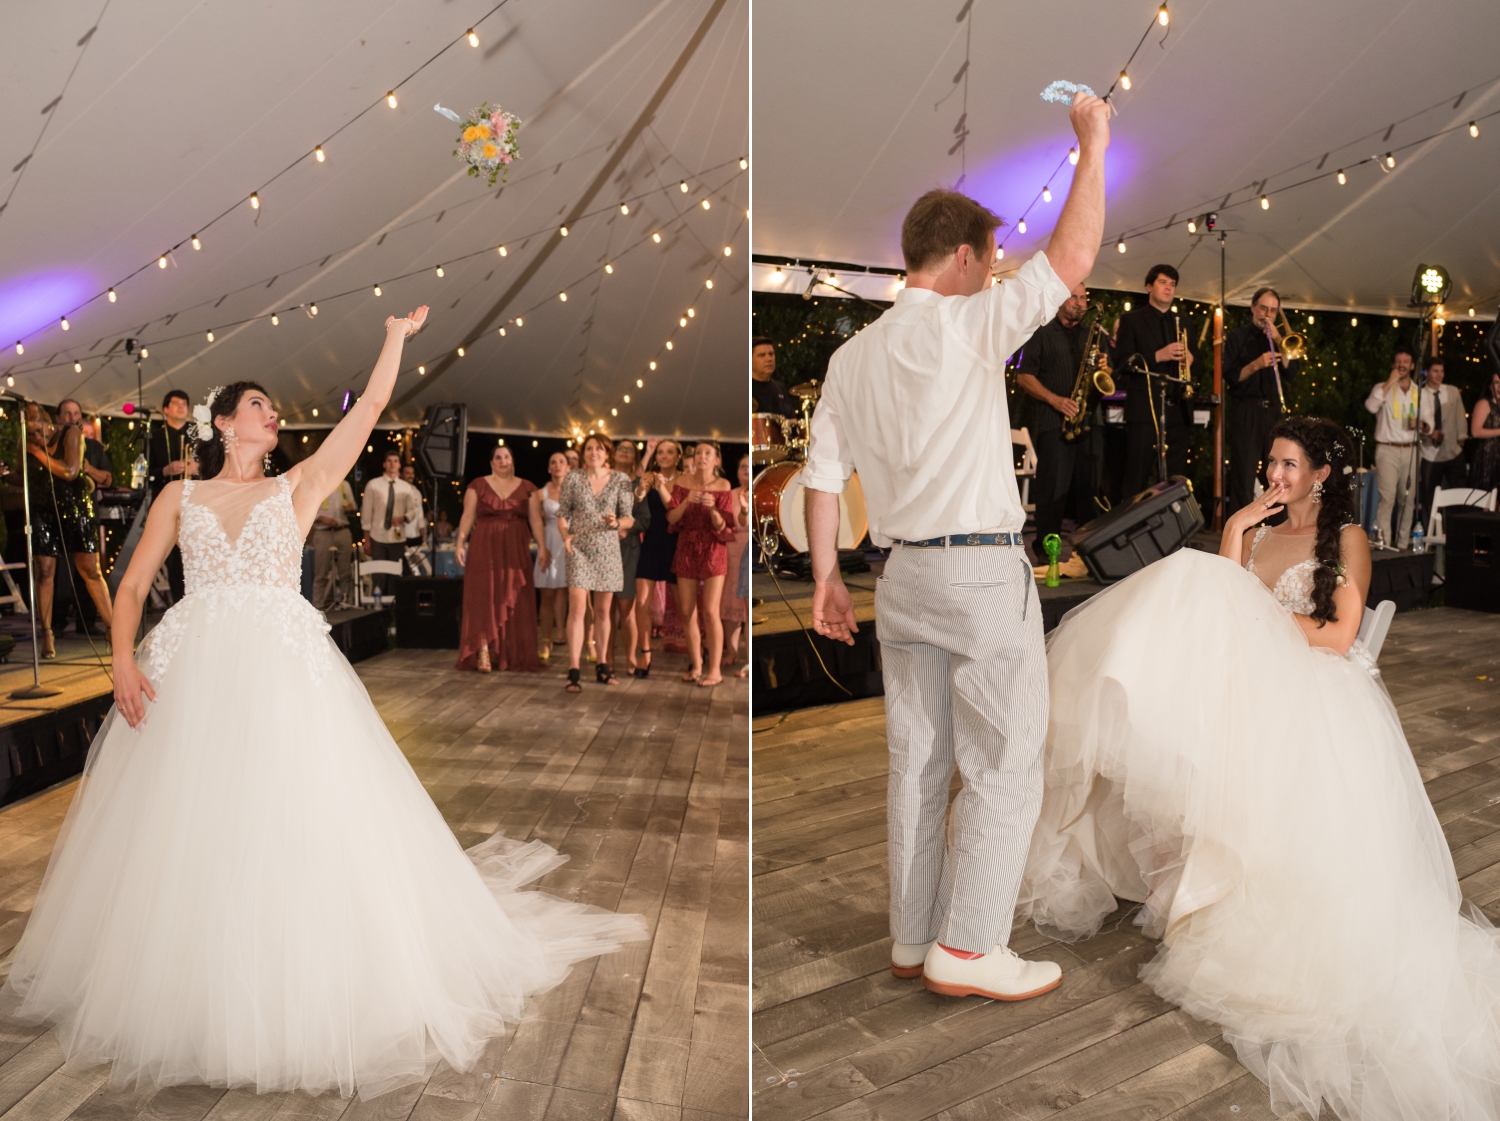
xmin=0 ymin=271 xmax=98 ymax=346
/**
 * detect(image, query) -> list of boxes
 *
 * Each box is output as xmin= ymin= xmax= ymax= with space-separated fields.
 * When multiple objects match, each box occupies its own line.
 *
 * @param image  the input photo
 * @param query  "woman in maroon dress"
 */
xmin=665 ymin=440 xmax=736 ymax=687
xmin=455 ymin=445 xmax=545 ymax=673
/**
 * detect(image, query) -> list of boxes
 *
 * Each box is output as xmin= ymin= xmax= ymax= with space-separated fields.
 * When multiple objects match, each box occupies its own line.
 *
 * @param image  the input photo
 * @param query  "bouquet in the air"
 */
xmin=445 ymin=102 xmax=522 ymax=186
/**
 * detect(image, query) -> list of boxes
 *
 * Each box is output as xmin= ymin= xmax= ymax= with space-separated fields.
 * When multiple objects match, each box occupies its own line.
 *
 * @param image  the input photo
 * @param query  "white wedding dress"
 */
xmin=1018 ymin=531 xmax=1500 ymax=1120
xmin=0 ymin=476 xmax=646 ymax=1099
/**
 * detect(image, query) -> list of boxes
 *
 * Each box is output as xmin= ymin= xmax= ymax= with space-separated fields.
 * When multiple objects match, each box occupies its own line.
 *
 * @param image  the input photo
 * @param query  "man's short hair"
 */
xmin=1144 ymin=264 xmax=1179 ymax=288
xmin=383 ymin=450 xmax=402 ymax=463
xmin=162 ymin=389 xmax=190 ymax=408
xmin=1250 ymin=287 xmax=1281 ymax=308
xmin=1425 ymin=355 xmax=1445 ymax=371
xmin=900 ymin=189 xmax=1002 ymax=274
xmin=1393 ymin=344 xmax=1416 ymax=362
xmin=57 ymin=397 xmax=81 ymax=415
xmin=752 ymin=336 xmax=774 ymax=351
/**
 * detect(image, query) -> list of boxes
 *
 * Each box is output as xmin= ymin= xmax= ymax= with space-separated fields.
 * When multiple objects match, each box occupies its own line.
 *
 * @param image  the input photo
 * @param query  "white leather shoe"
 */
xmin=920 ymin=943 xmax=1062 ymax=1001
xmin=890 ymin=940 xmax=933 ymax=979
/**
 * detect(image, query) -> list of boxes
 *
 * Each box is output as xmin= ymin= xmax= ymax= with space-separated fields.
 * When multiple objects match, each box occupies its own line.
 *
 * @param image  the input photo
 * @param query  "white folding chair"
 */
xmin=357 ymin=559 xmax=403 ymax=606
xmin=1012 ymin=427 xmax=1038 ymax=511
xmin=1357 ymin=599 xmax=1397 ymax=661
xmin=0 ymin=561 xmax=29 ymax=614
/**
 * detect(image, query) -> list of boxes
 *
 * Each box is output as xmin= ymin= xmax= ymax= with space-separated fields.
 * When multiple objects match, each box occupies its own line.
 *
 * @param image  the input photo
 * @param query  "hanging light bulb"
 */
xmin=315 ymin=145 xmax=325 ymax=162
xmin=1337 ymin=169 xmax=1346 ymax=184
xmin=140 ymin=348 xmax=147 ymax=357
xmin=996 ymin=246 xmax=1004 ymax=260
xmin=456 ymin=346 xmax=465 ymax=357
xmin=687 ymin=308 xmax=695 ymax=317
xmin=386 ymin=91 xmax=397 ymax=108
xmin=623 ymin=394 xmax=631 ymax=403
xmin=559 ymin=225 xmax=569 ymax=236
xmin=74 ymin=361 xmax=82 ymax=373
xmin=250 ymin=192 xmax=259 ymax=209
xmin=559 ymin=291 xmax=568 ymax=302
xmin=311 ymin=407 xmax=319 ymax=417
xmin=206 ymin=330 xmax=214 ymax=342
xmin=497 ymin=245 xmax=507 ymax=257
xmin=1385 ymin=152 xmax=1395 ymax=168
xmin=1117 ymin=238 xmax=1127 ymax=253
xmin=652 ymin=232 xmax=662 ymax=243
xmin=611 ymin=408 xmax=618 ymax=416
xmin=5 ymin=376 xmax=12 ymax=386
xmin=1069 ymin=147 xmax=1079 ymax=165
xmin=700 ymin=198 xmax=711 ymax=210
xmin=1306 ymin=314 xmax=1314 ymax=324
xmin=418 ymin=365 xmax=425 ymax=375
xmin=191 ymin=235 xmax=201 ymax=250
xmin=739 ymin=156 xmax=748 ymax=170
xmin=532 ymin=440 xmax=538 ymax=447
xmin=724 ymin=246 xmax=732 ymax=256
xmin=679 ymin=180 xmax=688 ymax=193
xmin=435 ymin=265 xmax=445 ymax=277
xmin=466 ymin=27 xmax=478 ymax=46
xmin=1017 ymin=219 xmax=1027 ymax=234
xmin=308 ymin=303 xmax=318 ymax=316
xmin=1123 ymin=300 xmax=1132 ymax=311
xmin=12 ymin=342 xmax=20 ymax=355
xmin=1470 ymin=121 xmax=1480 ymax=138
xmin=665 ymin=341 xmax=673 ymax=350
xmin=1120 ymin=70 xmax=1131 ymax=90
xmin=108 ymin=288 xmax=116 ymax=302
xmin=705 ymin=278 xmax=714 ymax=289
xmin=1187 ymin=218 xmax=1197 ymax=233
xmin=649 ymin=361 xmax=657 ymax=370
xmin=158 ymin=255 xmax=168 ymax=269
xmin=1157 ymin=3 xmax=1169 ymax=25
xmin=1351 ymin=316 xmax=1358 ymax=326
xmin=605 ymin=263 xmax=614 ymax=274
xmin=271 ymin=314 xmax=279 ymax=325
xmin=636 ymin=378 xmax=644 ymax=387
xmin=515 ymin=317 xmax=522 ymax=326
xmin=619 ymin=203 xmax=629 ymax=215
xmin=60 ymin=316 xmax=69 ymax=331
xmin=1042 ymin=186 xmax=1052 ymax=203
xmin=1260 ymin=195 xmax=1270 ymax=209
xmin=1391 ymin=318 xmax=1399 ymax=328
xmin=680 ymin=317 xmax=687 ymax=327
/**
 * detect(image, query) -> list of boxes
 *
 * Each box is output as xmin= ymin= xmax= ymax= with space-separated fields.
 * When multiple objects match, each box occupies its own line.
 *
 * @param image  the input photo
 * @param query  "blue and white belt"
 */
xmin=895 ymin=532 xmax=1025 ymax=548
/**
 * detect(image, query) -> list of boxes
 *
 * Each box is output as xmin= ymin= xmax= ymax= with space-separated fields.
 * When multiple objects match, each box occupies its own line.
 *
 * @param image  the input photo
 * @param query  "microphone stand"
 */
xmin=6 ymin=392 xmax=63 ymax=698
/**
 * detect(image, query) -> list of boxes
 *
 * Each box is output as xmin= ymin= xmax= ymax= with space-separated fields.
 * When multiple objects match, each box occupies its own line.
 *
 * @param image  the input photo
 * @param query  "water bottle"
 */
xmin=130 ymin=453 xmax=148 ymax=489
xmin=1410 ymin=522 xmax=1425 ymax=554
xmin=374 ymin=587 xmax=383 ymax=610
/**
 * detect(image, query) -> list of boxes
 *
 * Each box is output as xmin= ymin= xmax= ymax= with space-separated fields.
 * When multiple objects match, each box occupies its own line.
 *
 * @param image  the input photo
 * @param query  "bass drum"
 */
xmin=752 ymin=462 xmax=867 ymax=554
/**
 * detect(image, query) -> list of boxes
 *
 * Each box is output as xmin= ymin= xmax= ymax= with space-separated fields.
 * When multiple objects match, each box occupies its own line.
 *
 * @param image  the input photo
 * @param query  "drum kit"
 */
xmin=751 ymin=379 xmax=868 ymax=560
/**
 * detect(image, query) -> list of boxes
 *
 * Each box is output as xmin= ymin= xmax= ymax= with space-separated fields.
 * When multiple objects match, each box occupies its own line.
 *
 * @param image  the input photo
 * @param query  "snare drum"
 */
xmin=752 ymin=462 xmax=868 ymax=554
xmin=751 ymin=412 xmax=790 ymax=466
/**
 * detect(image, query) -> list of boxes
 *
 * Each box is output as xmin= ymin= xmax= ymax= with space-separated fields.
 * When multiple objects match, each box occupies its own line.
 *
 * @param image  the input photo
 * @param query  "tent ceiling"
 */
xmin=0 ymin=0 xmax=747 ymax=439
xmin=753 ymin=0 xmax=1500 ymax=319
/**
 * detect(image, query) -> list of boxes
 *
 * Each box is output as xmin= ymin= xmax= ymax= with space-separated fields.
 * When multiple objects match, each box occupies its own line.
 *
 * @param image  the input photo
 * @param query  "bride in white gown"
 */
xmin=0 ymin=309 xmax=646 ymax=1099
xmin=1018 ymin=416 xmax=1500 ymax=1120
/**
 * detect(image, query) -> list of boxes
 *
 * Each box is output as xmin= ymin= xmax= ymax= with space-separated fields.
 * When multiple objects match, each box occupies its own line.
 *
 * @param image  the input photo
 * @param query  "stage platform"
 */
xmin=0 ymin=646 xmax=747 ymax=1119
xmin=750 ymin=606 xmax=1500 ymax=1120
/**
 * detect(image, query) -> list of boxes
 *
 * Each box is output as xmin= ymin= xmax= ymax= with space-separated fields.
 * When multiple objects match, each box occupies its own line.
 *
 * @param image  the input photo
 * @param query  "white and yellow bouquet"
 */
xmin=437 ymin=102 xmax=522 ymax=186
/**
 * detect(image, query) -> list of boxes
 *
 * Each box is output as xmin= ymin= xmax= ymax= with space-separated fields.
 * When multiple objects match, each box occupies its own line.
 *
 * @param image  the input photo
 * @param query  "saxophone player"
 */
xmin=1222 ymin=287 xmax=1301 ymax=512
xmin=1016 ymin=280 xmax=1093 ymax=560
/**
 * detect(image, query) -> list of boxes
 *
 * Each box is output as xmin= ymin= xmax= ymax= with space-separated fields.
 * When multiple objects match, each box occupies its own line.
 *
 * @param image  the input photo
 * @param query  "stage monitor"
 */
xmin=1072 ymin=477 xmax=1205 ymax=584
xmin=414 ymin=404 xmax=467 ymax=478
xmin=1445 ymin=508 xmax=1500 ymax=615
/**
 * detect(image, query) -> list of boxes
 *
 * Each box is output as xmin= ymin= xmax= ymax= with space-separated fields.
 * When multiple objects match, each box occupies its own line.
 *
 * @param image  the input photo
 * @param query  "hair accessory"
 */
xmin=1343 ymin=465 xmax=1354 ymax=475
xmin=1040 ymin=80 xmax=1096 ymax=104
xmin=190 ymin=404 xmax=216 ymax=444
xmin=1331 ymin=440 xmax=1347 ymax=459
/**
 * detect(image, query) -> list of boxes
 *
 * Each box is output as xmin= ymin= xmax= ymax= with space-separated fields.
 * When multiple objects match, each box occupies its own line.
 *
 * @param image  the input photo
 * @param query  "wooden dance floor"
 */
xmin=752 ymin=606 xmax=1500 ymax=1121
xmin=0 ymin=647 xmax=747 ymax=1121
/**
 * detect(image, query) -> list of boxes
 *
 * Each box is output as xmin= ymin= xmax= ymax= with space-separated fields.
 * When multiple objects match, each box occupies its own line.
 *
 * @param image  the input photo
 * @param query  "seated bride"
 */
xmin=1018 ymin=415 xmax=1500 ymax=1120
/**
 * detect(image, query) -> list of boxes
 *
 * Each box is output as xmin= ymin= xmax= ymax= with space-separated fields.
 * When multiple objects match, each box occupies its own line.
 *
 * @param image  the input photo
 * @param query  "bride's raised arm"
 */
xmin=291 ymin=308 xmax=428 ymax=512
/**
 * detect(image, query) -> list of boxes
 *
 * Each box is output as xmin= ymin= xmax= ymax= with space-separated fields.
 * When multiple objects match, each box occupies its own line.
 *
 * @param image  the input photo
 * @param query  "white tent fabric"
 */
xmin=752 ymin=0 xmax=1500 ymax=319
xmin=0 ymin=0 xmax=748 ymax=439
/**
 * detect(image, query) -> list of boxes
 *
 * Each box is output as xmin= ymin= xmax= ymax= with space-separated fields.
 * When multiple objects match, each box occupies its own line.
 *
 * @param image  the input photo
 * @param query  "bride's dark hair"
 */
xmin=193 ymin=381 xmax=271 ymax=480
xmin=1267 ymin=415 xmax=1357 ymax=626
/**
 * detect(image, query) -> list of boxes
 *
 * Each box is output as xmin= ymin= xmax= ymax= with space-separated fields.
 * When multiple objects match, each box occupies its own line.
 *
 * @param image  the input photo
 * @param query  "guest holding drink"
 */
xmin=455 ymin=445 xmax=544 ymax=673
xmin=532 ymin=452 xmax=570 ymax=660
xmin=666 ymin=441 xmax=736 ymax=687
xmin=632 ymin=439 xmax=683 ymax=678
xmin=557 ymin=435 xmax=635 ymax=692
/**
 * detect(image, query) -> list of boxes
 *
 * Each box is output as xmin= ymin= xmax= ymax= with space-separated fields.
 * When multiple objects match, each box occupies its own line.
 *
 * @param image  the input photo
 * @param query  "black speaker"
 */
xmin=394 ymin=576 xmax=465 ymax=647
xmin=1072 ymin=477 xmax=1205 ymax=584
xmin=1446 ymin=508 xmax=1500 ymax=614
xmin=415 ymin=404 xmax=467 ymax=478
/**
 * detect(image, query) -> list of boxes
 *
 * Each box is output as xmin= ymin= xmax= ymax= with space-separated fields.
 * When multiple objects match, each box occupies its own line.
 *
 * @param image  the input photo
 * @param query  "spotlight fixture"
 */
xmin=386 ymin=91 xmax=397 ymax=108
xmin=1410 ymin=263 xmax=1452 ymax=307
xmin=250 ymin=192 xmax=259 ymax=209
xmin=108 ymin=288 xmax=116 ymax=302
xmin=466 ymin=28 xmax=478 ymax=47
xmin=191 ymin=235 xmax=201 ymax=250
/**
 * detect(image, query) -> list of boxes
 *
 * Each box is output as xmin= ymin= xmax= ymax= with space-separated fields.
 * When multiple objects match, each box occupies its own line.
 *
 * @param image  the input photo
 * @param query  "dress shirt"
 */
xmin=1113 ymin=304 xmax=1198 ymax=424
xmin=1418 ymin=383 xmax=1466 ymax=463
xmin=1223 ymin=322 xmax=1300 ymax=404
xmin=361 ymin=475 xmax=423 ymax=544
xmin=802 ymin=252 xmax=1070 ymax=546
xmin=316 ymin=481 xmax=355 ymax=527
xmin=1364 ymin=380 xmax=1419 ymax=445
xmin=1016 ymin=315 xmax=1089 ymax=435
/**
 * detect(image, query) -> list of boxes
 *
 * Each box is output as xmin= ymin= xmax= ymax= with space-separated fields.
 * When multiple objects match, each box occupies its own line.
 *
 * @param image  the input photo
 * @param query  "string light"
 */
xmin=418 ymin=365 xmax=425 ymax=374
xmin=724 ymin=245 xmax=732 ymax=255
xmin=649 ymin=361 xmax=657 ymax=370
xmin=206 ymin=330 xmax=214 ymax=341
xmin=1337 ymin=169 xmax=1346 ymax=184
xmin=498 ymin=245 xmax=507 ymax=256
xmin=6 ymin=376 xmax=12 ymax=386
xmin=191 ymin=235 xmax=201 ymax=250
xmin=1187 ymin=218 xmax=1197 ymax=233
xmin=619 ymin=203 xmax=629 ymax=215
xmin=60 ymin=316 xmax=69 ymax=331
xmin=559 ymin=291 xmax=568 ymax=301
xmin=532 ymin=440 xmax=538 ymax=447
xmin=250 ymin=192 xmax=259 ymax=209
xmin=665 ymin=341 xmax=673 ymax=350
xmin=996 ymin=247 xmax=1004 ymax=260
xmin=456 ymin=346 xmax=465 ymax=357
xmin=1471 ymin=121 xmax=1480 ymax=138
xmin=14 ymin=342 xmax=22 ymax=355
xmin=636 ymin=378 xmax=644 ymax=387
xmin=1017 ymin=219 xmax=1027 ymax=233
xmin=680 ymin=317 xmax=687 ymax=327
xmin=158 ymin=255 xmax=168 ymax=268
xmin=611 ymin=408 xmax=618 ymax=416
xmin=515 ymin=317 xmax=522 ymax=326
xmin=700 ymin=198 xmax=711 ymax=210
xmin=1385 ymin=152 xmax=1395 ymax=167
xmin=311 ymin=407 xmax=319 ymax=417
xmin=1117 ymin=238 xmax=1127 ymax=253
xmin=1351 ymin=316 xmax=1358 ymax=326
xmin=559 ymin=225 xmax=569 ymax=236
xmin=623 ymin=394 xmax=630 ymax=403
xmin=604 ymin=263 xmax=614 ymax=274
xmin=140 ymin=348 xmax=147 ymax=357
xmin=466 ymin=28 xmax=478 ymax=46
xmin=108 ymin=288 xmax=116 ymax=302
xmin=435 ymin=265 xmax=445 ymax=277
xmin=1391 ymin=318 xmax=1399 ymax=328
xmin=498 ymin=326 xmax=506 ymax=336
xmin=705 ymin=278 xmax=714 ymax=289
xmin=315 ymin=145 xmax=325 ymax=162
xmin=309 ymin=303 xmax=318 ymax=316
xmin=1069 ymin=147 xmax=1079 ymax=165
xmin=271 ymin=314 xmax=279 ymax=325
xmin=652 ymin=232 xmax=662 ymax=243
xmin=373 ymin=284 xmax=382 ymax=296
xmin=1260 ymin=195 xmax=1270 ymax=209
xmin=386 ymin=91 xmax=397 ymax=108
xmin=739 ymin=156 xmax=748 ymax=170
xmin=1042 ymin=186 xmax=1052 ymax=203
xmin=679 ymin=180 xmax=688 ymax=193
xmin=1120 ymin=70 xmax=1131 ymax=91
xmin=1157 ymin=3 xmax=1169 ymax=25
xmin=74 ymin=361 xmax=82 ymax=373
xmin=687 ymin=308 xmax=695 ymax=317
xmin=1123 ymin=300 xmax=1132 ymax=310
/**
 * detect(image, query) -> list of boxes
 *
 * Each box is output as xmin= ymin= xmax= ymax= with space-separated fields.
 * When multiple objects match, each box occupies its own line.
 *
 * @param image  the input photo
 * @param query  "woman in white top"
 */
xmin=530 ymin=451 xmax=570 ymax=660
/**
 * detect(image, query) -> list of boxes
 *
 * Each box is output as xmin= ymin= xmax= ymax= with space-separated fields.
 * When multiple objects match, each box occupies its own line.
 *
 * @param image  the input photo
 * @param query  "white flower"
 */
xmin=193 ymin=404 xmax=212 ymax=426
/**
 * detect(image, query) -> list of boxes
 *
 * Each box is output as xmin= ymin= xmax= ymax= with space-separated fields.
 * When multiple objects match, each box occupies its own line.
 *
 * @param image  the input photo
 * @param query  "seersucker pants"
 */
xmin=877 ymin=542 xmax=1048 ymax=953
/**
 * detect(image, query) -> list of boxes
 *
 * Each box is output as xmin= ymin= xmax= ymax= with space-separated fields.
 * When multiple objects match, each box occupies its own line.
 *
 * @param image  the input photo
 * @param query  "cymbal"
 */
xmin=789 ymin=380 xmax=821 ymax=399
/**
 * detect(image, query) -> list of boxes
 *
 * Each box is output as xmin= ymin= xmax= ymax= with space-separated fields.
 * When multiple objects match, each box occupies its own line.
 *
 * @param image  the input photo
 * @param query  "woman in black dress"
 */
xmin=1469 ymin=370 xmax=1500 ymax=493
xmin=631 ymin=438 xmax=683 ymax=679
xmin=24 ymin=403 xmax=114 ymax=657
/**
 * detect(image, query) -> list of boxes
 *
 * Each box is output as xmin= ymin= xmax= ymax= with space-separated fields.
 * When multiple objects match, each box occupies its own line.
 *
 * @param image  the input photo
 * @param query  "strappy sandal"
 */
xmin=633 ymin=648 xmax=653 ymax=679
xmin=596 ymin=663 xmax=618 ymax=686
xmin=566 ymin=668 xmax=582 ymax=693
xmin=476 ymin=647 xmax=492 ymax=673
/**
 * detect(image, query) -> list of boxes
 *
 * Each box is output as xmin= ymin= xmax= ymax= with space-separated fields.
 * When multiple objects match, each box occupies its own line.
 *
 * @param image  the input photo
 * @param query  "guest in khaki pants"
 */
xmin=311 ymin=480 xmax=356 ymax=610
xmin=1365 ymin=346 xmax=1421 ymax=548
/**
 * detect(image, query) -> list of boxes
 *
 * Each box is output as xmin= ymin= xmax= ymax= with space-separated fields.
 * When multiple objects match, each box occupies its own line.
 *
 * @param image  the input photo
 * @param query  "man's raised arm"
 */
xmin=1045 ymin=94 xmax=1111 ymax=291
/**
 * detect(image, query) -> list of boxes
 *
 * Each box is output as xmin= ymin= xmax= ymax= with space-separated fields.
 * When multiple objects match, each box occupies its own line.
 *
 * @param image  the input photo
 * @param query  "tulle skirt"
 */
xmin=0 ymin=585 xmax=646 ymax=1099
xmin=1018 ymin=549 xmax=1500 ymax=1120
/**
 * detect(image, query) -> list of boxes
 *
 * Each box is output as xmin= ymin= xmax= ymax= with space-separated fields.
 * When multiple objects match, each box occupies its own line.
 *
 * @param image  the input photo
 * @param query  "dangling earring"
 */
xmin=222 ymin=425 xmax=239 ymax=447
xmin=263 ymin=451 xmax=274 ymax=473
xmin=1311 ymin=480 xmax=1324 ymax=502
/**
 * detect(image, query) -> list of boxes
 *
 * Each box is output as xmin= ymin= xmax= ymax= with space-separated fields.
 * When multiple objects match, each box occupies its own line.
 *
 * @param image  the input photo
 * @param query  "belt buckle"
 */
xmin=966 ymin=533 xmax=980 ymax=546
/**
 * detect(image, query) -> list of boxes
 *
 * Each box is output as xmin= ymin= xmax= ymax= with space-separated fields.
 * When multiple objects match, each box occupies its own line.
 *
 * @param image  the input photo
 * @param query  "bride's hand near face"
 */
xmin=1219 ymin=482 xmax=1288 ymax=567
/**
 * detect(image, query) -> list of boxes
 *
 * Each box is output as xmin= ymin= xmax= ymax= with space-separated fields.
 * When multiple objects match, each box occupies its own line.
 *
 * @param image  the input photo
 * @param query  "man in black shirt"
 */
xmin=1016 ymin=280 xmax=1091 ymax=557
xmin=1222 ymin=286 xmax=1300 ymax=512
xmin=1114 ymin=264 xmax=1198 ymax=496
xmin=147 ymin=388 xmax=198 ymax=601
xmin=751 ymin=337 xmax=799 ymax=417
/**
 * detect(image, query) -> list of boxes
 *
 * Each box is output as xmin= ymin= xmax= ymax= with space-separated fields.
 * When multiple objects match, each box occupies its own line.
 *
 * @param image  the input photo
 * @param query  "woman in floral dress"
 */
xmin=557 ymin=434 xmax=634 ymax=691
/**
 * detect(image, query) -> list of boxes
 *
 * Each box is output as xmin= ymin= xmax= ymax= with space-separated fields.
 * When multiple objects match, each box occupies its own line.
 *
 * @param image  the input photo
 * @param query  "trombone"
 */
xmin=1264 ymin=310 xmax=1306 ymax=412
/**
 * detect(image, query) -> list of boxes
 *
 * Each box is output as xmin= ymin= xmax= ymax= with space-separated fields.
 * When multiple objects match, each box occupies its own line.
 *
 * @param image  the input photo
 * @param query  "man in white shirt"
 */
xmin=1416 ymin=357 xmax=1467 ymax=525
xmin=1363 ymin=346 xmax=1421 ymax=548
xmin=311 ymin=479 xmax=357 ymax=611
xmin=361 ymin=452 xmax=422 ymax=594
xmin=400 ymin=463 xmax=429 ymax=543
xmin=802 ymin=92 xmax=1110 ymax=1002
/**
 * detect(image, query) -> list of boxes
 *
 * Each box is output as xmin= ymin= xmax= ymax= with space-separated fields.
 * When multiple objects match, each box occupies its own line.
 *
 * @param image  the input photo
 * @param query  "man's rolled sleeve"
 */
xmin=1365 ymin=383 xmax=1387 ymax=415
xmin=801 ymin=387 xmax=852 ymax=495
xmin=960 ymin=251 xmax=1072 ymax=367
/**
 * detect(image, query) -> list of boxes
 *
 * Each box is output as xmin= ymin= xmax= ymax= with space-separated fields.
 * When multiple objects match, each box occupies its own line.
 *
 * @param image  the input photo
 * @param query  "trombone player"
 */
xmin=1015 ymin=279 xmax=1094 ymax=561
xmin=1223 ymin=287 xmax=1302 ymax=512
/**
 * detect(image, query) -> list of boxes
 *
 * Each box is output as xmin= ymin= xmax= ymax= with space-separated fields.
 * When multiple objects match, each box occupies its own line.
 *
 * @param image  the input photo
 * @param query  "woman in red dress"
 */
xmin=455 ymin=445 xmax=545 ymax=673
xmin=665 ymin=441 xmax=736 ymax=687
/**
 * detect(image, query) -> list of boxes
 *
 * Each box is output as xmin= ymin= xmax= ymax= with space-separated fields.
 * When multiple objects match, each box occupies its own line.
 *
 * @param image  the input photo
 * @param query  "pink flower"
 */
xmin=489 ymin=111 xmax=504 ymax=131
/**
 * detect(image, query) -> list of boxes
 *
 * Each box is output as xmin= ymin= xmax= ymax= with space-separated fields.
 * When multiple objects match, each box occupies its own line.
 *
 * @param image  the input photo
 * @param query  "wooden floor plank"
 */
xmin=752 ymin=606 xmax=1500 ymax=1119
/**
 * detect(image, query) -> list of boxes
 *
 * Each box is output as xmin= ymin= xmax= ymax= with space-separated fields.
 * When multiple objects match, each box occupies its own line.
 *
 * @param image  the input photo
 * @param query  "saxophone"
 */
xmin=1061 ymin=311 xmax=1115 ymax=443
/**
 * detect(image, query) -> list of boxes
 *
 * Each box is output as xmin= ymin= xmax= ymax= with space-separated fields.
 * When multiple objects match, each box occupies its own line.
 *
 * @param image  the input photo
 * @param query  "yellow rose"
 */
xmin=462 ymin=126 xmax=479 ymax=143
xmin=481 ymin=142 xmax=498 ymax=159
xmin=475 ymin=124 xmax=492 ymax=140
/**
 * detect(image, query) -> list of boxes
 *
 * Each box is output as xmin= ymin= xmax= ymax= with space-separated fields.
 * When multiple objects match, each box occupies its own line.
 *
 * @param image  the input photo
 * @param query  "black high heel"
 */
xmin=633 ymin=648 xmax=652 ymax=679
xmin=596 ymin=662 xmax=618 ymax=686
xmin=566 ymin=668 xmax=582 ymax=693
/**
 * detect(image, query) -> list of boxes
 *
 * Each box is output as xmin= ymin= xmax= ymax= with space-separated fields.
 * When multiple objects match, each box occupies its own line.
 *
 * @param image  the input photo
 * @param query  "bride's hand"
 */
xmin=113 ymin=658 xmax=157 ymax=729
xmin=1229 ymin=481 xmax=1288 ymax=531
xmin=384 ymin=306 xmax=430 ymax=338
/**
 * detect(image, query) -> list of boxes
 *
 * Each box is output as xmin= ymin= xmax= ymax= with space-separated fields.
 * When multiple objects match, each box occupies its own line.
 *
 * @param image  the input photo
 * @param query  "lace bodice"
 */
xmin=137 ymin=475 xmax=332 ymax=682
xmin=1246 ymin=526 xmax=1318 ymax=615
xmin=180 ymin=477 xmax=302 ymax=592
